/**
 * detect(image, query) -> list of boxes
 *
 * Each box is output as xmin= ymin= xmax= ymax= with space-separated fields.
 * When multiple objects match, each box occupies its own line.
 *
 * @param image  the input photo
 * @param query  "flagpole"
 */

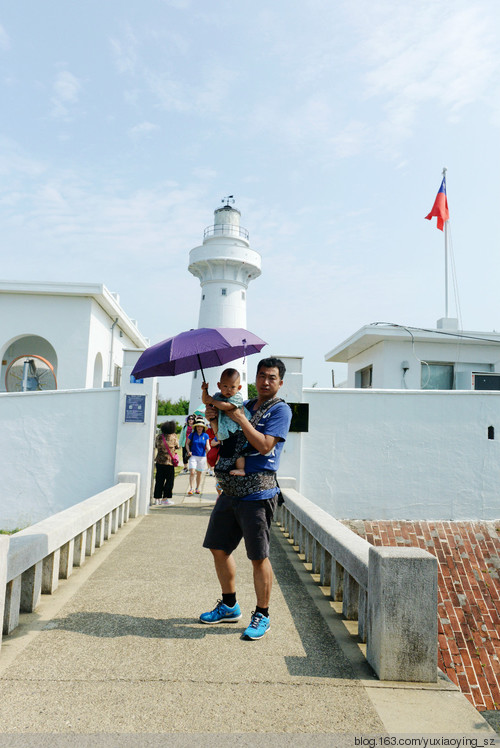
xmin=442 ymin=167 xmax=448 ymax=319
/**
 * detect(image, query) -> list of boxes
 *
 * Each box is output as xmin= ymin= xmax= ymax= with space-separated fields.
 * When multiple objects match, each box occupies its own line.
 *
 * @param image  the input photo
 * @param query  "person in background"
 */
xmin=153 ymin=421 xmax=180 ymax=506
xmin=179 ymin=414 xmax=195 ymax=474
xmin=206 ymin=423 xmax=220 ymax=478
xmin=186 ymin=418 xmax=210 ymax=495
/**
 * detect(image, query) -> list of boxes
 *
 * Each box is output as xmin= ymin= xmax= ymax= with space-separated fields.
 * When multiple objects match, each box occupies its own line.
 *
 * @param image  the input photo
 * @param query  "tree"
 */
xmin=157 ymin=397 xmax=189 ymax=415
xmin=247 ymin=383 xmax=257 ymax=399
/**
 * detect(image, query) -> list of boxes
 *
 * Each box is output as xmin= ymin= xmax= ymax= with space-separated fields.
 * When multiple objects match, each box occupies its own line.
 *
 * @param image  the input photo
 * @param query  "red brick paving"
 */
xmin=344 ymin=520 xmax=500 ymax=713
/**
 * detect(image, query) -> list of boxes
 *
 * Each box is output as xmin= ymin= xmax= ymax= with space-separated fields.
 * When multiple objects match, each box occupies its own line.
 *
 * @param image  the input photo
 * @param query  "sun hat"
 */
xmin=193 ymin=418 xmax=206 ymax=429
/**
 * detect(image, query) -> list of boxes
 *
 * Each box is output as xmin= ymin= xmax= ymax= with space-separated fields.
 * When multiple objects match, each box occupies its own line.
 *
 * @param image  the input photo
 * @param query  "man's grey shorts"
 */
xmin=203 ymin=493 xmax=278 ymax=560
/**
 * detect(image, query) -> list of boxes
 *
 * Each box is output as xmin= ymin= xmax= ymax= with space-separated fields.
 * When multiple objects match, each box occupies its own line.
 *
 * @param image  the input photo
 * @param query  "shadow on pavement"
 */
xmin=45 ymin=612 xmax=241 ymax=639
xmin=269 ymin=529 xmax=359 ymax=681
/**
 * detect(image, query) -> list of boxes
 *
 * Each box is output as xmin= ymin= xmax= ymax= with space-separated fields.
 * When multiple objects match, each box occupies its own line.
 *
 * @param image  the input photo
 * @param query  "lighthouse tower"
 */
xmin=188 ymin=200 xmax=261 ymax=411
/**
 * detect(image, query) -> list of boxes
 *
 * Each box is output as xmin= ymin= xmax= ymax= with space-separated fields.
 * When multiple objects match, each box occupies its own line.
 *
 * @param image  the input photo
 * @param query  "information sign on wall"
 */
xmin=125 ymin=394 xmax=146 ymax=423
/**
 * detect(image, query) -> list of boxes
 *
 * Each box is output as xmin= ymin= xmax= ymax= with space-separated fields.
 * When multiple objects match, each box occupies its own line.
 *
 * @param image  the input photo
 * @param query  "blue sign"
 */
xmin=125 ymin=394 xmax=146 ymax=423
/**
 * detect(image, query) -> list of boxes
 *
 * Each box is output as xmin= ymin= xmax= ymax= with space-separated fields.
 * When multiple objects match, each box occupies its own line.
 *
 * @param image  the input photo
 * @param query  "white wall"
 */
xmin=0 ymin=294 xmax=90 ymax=391
xmin=0 ymin=388 xmax=120 ymax=529
xmin=87 ymin=299 xmax=139 ymax=388
xmin=114 ymin=350 xmax=157 ymax=516
xmin=277 ymin=356 xmax=304 ymax=486
xmin=0 ymin=354 xmax=158 ymax=529
xmin=299 ymin=388 xmax=500 ymax=521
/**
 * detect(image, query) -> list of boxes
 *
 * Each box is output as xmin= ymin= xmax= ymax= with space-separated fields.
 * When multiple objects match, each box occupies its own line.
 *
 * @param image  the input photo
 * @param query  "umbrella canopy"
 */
xmin=131 ymin=327 xmax=267 ymax=380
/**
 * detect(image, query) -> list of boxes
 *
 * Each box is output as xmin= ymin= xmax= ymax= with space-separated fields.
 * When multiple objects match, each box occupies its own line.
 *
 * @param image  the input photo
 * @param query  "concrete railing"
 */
xmin=277 ymin=485 xmax=438 ymax=682
xmin=1 ymin=472 xmax=140 ymax=648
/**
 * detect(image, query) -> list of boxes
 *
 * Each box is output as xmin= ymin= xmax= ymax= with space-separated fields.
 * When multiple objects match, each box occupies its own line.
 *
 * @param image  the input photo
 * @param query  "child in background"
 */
xmin=201 ymin=368 xmax=248 ymax=476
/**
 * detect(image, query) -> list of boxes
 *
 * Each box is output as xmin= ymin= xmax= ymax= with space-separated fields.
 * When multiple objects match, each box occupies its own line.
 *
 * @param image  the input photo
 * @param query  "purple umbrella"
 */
xmin=131 ymin=327 xmax=268 ymax=381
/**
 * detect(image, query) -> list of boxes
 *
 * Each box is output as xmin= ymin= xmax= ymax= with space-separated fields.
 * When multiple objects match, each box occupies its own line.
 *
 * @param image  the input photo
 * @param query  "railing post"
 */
xmin=284 ymin=508 xmax=290 ymax=535
xmin=111 ymin=508 xmax=119 ymax=534
xmin=342 ymin=571 xmax=359 ymax=620
xmin=311 ymin=538 xmax=321 ymax=574
xmin=59 ymin=539 xmax=74 ymax=579
xmin=95 ymin=519 xmax=105 ymax=548
xmin=304 ymin=529 xmax=311 ymax=562
xmin=86 ymin=524 xmax=96 ymax=556
xmin=21 ymin=562 xmax=43 ymax=612
xmin=367 ymin=546 xmax=438 ymax=682
xmin=117 ymin=473 xmax=141 ymax=518
xmin=358 ymin=588 xmax=367 ymax=642
xmin=104 ymin=512 xmax=112 ymax=540
xmin=42 ymin=549 xmax=61 ymax=594
xmin=73 ymin=532 xmax=87 ymax=567
xmin=3 ymin=576 xmax=21 ymax=635
xmin=320 ymin=548 xmax=332 ymax=586
xmin=330 ymin=560 xmax=344 ymax=601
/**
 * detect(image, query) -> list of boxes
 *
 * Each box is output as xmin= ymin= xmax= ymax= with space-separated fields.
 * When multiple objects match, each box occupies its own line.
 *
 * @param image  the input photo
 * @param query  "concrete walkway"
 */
xmin=0 ymin=473 xmax=496 ymax=745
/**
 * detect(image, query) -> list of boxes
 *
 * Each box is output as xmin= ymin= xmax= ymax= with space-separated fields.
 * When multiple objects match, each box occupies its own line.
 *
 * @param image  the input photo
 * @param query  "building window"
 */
xmin=421 ymin=363 xmax=453 ymax=390
xmin=202 ymin=294 xmax=205 ymax=300
xmin=113 ymin=365 xmax=122 ymax=387
xmin=221 ymin=288 xmax=227 ymax=296
xmin=355 ymin=365 xmax=373 ymax=388
xmin=241 ymin=291 xmax=245 ymax=300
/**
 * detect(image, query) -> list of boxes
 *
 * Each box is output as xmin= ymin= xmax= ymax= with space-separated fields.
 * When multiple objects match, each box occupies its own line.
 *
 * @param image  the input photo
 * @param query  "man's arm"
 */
xmin=205 ymin=404 xmax=219 ymax=437
xmin=226 ymin=408 xmax=280 ymax=455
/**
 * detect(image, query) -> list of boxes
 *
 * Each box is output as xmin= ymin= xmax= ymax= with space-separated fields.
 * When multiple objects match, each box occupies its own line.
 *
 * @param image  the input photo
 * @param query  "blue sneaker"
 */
xmin=242 ymin=611 xmax=270 ymax=640
xmin=199 ymin=599 xmax=242 ymax=624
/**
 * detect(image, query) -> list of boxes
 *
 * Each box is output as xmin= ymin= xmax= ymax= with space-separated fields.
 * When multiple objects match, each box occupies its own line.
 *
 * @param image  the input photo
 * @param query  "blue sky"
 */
xmin=1 ymin=0 xmax=500 ymax=399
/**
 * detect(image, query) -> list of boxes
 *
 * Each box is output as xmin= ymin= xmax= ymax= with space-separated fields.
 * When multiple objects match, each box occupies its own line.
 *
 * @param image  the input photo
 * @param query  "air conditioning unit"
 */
xmin=472 ymin=373 xmax=500 ymax=391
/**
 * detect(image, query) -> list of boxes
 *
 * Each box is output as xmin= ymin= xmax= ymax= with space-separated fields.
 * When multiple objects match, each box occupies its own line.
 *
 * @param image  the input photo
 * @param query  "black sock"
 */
xmin=222 ymin=592 xmax=237 ymax=608
xmin=256 ymin=606 xmax=269 ymax=618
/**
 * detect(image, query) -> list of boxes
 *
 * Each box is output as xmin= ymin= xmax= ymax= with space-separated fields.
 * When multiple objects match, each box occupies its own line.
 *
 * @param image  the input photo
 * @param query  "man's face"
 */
xmin=256 ymin=366 xmax=283 ymax=399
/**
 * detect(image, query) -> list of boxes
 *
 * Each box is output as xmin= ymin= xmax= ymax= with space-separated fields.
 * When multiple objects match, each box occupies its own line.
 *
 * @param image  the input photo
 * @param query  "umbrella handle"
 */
xmin=197 ymin=354 xmax=206 ymax=383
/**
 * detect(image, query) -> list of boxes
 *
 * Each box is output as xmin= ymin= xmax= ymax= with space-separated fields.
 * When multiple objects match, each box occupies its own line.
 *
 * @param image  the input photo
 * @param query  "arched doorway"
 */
xmin=1 ymin=335 xmax=58 ymax=392
xmin=93 ymin=352 xmax=103 ymax=388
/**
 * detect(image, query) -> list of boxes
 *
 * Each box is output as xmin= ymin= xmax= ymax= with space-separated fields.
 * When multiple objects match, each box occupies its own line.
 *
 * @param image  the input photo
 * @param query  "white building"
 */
xmin=187 ymin=202 xmax=261 ymax=409
xmin=0 ymin=281 xmax=149 ymax=392
xmin=326 ymin=319 xmax=500 ymax=391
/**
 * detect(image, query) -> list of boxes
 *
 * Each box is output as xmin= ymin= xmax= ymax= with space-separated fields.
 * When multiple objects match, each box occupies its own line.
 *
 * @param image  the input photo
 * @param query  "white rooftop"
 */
xmin=0 ymin=280 xmax=149 ymax=349
xmin=325 ymin=323 xmax=500 ymax=363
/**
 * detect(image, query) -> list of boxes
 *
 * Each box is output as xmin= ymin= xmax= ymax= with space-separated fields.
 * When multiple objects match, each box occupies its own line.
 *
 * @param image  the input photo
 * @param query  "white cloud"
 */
xmin=54 ymin=71 xmax=81 ymax=103
xmin=50 ymin=70 xmax=82 ymax=119
xmin=329 ymin=121 xmax=369 ymax=159
xmin=351 ymin=2 xmax=500 ymax=141
xmin=109 ymin=26 xmax=138 ymax=75
xmin=0 ymin=23 xmax=10 ymax=50
xmin=0 ymin=137 xmax=46 ymax=180
xmin=128 ymin=121 xmax=160 ymax=137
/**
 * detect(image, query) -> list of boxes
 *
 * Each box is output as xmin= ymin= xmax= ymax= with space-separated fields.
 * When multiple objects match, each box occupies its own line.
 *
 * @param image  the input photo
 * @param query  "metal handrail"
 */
xmin=204 ymin=224 xmax=249 ymax=240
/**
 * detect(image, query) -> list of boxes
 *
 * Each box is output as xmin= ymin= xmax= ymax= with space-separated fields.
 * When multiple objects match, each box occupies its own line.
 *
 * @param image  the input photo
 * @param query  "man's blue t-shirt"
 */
xmin=242 ymin=399 xmax=292 ymax=501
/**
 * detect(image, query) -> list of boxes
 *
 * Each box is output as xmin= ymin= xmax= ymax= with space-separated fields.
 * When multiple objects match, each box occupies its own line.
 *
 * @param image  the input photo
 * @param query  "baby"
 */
xmin=201 ymin=368 xmax=247 ymax=476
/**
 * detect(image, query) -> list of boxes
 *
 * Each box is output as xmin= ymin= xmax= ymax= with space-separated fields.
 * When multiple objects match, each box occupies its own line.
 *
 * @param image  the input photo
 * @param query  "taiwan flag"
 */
xmin=425 ymin=177 xmax=449 ymax=231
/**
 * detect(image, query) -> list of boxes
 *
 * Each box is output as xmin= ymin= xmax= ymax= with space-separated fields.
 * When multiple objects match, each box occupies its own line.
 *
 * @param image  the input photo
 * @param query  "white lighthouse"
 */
xmin=188 ymin=199 xmax=262 ymax=411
